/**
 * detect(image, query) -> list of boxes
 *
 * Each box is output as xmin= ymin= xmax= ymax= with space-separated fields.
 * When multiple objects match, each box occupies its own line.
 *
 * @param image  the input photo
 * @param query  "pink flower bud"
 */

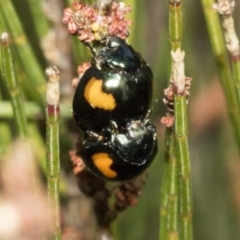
xmin=68 ymin=21 xmax=78 ymax=34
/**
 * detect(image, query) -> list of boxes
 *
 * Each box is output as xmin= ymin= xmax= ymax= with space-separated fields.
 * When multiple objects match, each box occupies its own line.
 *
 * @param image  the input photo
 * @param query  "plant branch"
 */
xmin=201 ymin=0 xmax=240 ymax=154
xmin=1 ymin=32 xmax=28 ymax=138
xmin=46 ymin=66 xmax=61 ymax=240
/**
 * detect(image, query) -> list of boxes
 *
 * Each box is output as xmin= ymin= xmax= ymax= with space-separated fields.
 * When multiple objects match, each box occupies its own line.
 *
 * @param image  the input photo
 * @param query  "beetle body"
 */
xmin=73 ymin=36 xmax=153 ymax=133
xmin=79 ymin=122 xmax=157 ymax=181
xmin=72 ymin=36 xmax=157 ymax=181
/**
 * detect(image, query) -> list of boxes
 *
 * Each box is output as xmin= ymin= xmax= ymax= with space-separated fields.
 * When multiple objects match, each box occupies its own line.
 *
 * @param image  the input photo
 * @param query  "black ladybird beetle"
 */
xmin=73 ymin=36 xmax=153 ymax=134
xmin=73 ymin=36 xmax=158 ymax=181
xmin=79 ymin=120 xmax=157 ymax=181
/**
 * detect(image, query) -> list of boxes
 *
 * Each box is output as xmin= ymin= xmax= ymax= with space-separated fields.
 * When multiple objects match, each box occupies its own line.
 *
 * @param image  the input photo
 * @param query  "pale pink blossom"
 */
xmin=62 ymin=1 xmax=132 ymax=43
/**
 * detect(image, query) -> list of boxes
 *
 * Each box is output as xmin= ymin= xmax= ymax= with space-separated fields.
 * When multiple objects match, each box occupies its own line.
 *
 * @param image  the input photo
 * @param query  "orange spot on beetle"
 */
xmin=84 ymin=77 xmax=116 ymax=110
xmin=92 ymin=153 xmax=117 ymax=178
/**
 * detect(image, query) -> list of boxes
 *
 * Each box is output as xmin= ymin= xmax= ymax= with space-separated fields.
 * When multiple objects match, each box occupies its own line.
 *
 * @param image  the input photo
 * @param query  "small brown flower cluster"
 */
xmin=72 ymin=62 xmax=91 ymax=87
xmin=62 ymin=1 xmax=132 ymax=43
xmin=77 ymin=62 xmax=91 ymax=75
xmin=69 ymin=150 xmax=85 ymax=175
xmin=185 ymin=77 xmax=192 ymax=97
xmin=213 ymin=0 xmax=235 ymax=16
xmin=108 ymin=2 xmax=132 ymax=39
xmin=161 ymin=77 xmax=192 ymax=128
xmin=161 ymin=83 xmax=175 ymax=127
xmin=69 ymin=149 xmax=147 ymax=228
xmin=114 ymin=175 xmax=146 ymax=211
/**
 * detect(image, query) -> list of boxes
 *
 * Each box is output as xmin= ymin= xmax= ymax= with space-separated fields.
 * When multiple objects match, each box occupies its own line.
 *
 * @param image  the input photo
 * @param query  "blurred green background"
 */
xmin=1 ymin=0 xmax=240 ymax=239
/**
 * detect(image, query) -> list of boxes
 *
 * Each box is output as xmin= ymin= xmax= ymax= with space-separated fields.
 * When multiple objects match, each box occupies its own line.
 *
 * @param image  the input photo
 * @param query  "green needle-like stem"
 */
xmin=0 ymin=122 xmax=11 ymax=156
xmin=212 ymin=2 xmax=240 ymax=106
xmin=159 ymin=128 xmax=172 ymax=240
xmin=0 ymin=101 xmax=71 ymax=119
xmin=169 ymin=1 xmax=193 ymax=240
xmin=169 ymin=2 xmax=182 ymax=51
xmin=0 ymin=0 xmax=46 ymax=108
xmin=26 ymin=0 xmax=50 ymax=38
xmin=166 ymin=134 xmax=179 ymax=240
xmin=201 ymin=0 xmax=240 ymax=153
xmin=232 ymin=57 xmax=240 ymax=105
xmin=1 ymin=32 xmax=28 ymax=138
xmin=46 ymin=66 xmax=61 ymax=240
xmin=174 ymin=95 xmax=192 ymax=240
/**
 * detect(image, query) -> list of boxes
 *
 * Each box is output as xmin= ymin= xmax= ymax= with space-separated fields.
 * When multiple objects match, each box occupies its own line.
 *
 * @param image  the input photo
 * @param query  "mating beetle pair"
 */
xmin=72 ymin=36 xmax=157 ymax=181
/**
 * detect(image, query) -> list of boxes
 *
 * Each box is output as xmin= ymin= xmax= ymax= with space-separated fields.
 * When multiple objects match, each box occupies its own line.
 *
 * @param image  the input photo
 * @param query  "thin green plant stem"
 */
xmin=45 ymin=66 xmax=61 ymax=240
xmin=0 ymin=96 xmax=11 ymax=156
xmin=0 ymin=54 xmax=12 ymax=154
xmin=1 ymin=32 xmax=38 ymax=195
xmin=232 ymin=58 xmax=240 ymax=102
xmin=29 ymin=123 xmax=68 ymax=195
xmin=212 ymin=2 xmax=240 ymax=105
xmin=1 ymin=32 xmax=28 ymax=138
xmin=159 ymin=128 xmax=172 ymax=240
xmin=0 ymin=101 xmax=43 ymax=119
xmin=230 ymin=46 xmax=240 ymax=108
xmin=0 ymin=101 xmax=72 ymax=119
xmin=168 ymin=1 xmax=193 ymax=240
xmin=201 ymin=0 xmax=240 ymax=153
xmin=174 ymin=95 xmax=192 ymax=240
xmin=0 ymin=122 xmax=11 ymax=156
xmin=160 ymin=1 xmax=184 ymax=239
xmin=169 ymin=2 xmax=182 ymax=51
xmin=26 ymin=0 xmax=50 ymax=38
xmin=0 ymin=0 xmax=46 ymax=108
xmin=29 ymin=123 xmax=46 ymax=173
xmin=0 ymin=7 xmax=5 ymax=34
xmin=159 ymin=128 xmax=179 ymax=240
xmin=166 ymin=132 xmax=179 ymax=240
xmin=0 ymin=135 xmax=4 ymax=156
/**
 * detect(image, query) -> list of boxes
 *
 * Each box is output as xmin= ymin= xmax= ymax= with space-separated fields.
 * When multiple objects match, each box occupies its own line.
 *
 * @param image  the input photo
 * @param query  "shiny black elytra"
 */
xmin=72 ymin=36 xmax=153 ymax=134
xmin=79 ymin=121 xmax=157 ymax=181
xmin=72 ymin=36 xmax=158 ymax=181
